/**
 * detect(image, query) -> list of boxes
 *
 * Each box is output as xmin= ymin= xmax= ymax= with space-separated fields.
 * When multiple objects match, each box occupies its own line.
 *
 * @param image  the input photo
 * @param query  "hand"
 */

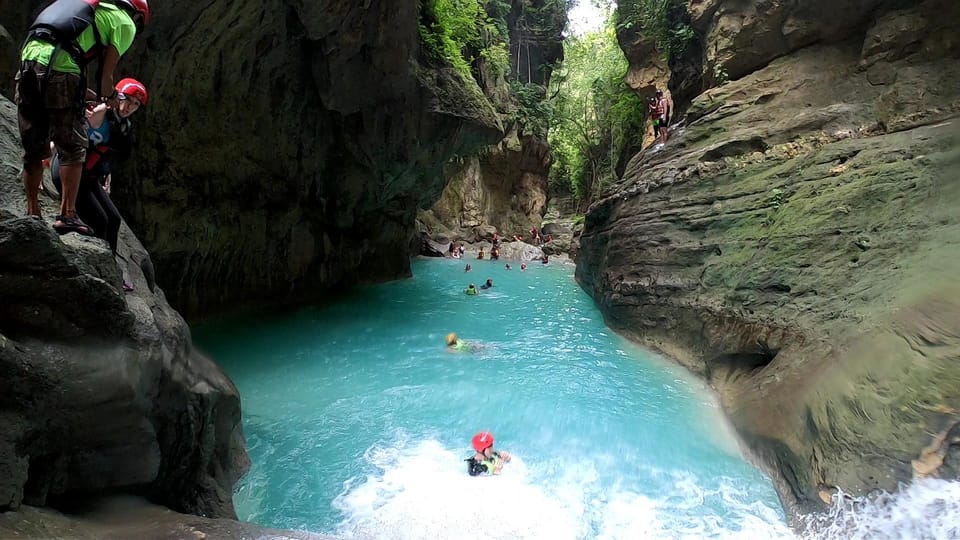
xmin=498 ymin=450 xmax=511 ymax=462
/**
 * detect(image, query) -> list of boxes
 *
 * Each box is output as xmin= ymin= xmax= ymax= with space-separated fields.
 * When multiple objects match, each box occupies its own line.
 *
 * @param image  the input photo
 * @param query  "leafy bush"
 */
xmin=419 ymin=0 xmax=512 ymax=78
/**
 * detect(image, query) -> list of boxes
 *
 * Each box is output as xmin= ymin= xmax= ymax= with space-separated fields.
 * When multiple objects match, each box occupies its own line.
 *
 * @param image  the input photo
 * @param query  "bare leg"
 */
xmin=57 ymin=161 xmax=83 ymax=218
xmin=23 ymin=160 xmax=43 ymax=216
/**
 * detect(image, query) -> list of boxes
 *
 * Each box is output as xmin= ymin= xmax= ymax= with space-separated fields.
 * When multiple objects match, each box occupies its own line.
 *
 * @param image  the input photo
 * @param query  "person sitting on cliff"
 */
xmin=448 ymin=241 xmax=456 ymax=256
xmin=491 ymin=232 xmax=499 ymax=247
xmin=459 ymin=244 xmax=466 ymax=257
xmin=466 ymin=431 xmax=511 ymax=476
xmin=477 ymin=247 xmax=485 ymax=260
xmin=480 ymin=278 xmax=493 ymax=290
xmin=465 ymin=283 xmax=478 ymax=295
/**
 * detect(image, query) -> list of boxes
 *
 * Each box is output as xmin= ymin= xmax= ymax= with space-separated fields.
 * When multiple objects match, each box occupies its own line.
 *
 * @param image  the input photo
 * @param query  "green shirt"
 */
xmin=21 ymin=3 xmax=137 ymax=74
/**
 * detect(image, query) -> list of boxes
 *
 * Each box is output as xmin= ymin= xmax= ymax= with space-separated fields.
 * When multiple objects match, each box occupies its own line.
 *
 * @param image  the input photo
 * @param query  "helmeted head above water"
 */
xmin=472 ymin=431 xmax=494 ymax=453
xmin=446 ymin=332 xmax=458 ymax=346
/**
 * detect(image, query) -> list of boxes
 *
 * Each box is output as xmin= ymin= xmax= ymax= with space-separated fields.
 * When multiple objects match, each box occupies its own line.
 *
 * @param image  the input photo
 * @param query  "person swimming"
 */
xmin=480 ymin=278 xmax=493 ymax=290
xmin=465 ymin=283 xmax=478 ymax=295
xmin=446 ymin=332 xmax=473 ymax=352
xmin=465 ymin=431 xmax=511 ymax=476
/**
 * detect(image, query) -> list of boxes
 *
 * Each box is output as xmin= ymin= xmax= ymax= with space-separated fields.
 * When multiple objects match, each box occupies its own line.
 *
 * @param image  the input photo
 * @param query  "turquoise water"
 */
xmin=194 ymin=258 xmax=791 ymax=539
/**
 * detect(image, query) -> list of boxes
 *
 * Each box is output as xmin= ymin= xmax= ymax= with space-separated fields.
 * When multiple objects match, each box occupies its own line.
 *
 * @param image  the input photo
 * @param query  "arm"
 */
xmin=99 ymin=45 xmax=121 ymax=100
xmin=86 ymin=102 xmax=110 ymax=130
xmin=103 ymin=173 xmax=112 ymax=194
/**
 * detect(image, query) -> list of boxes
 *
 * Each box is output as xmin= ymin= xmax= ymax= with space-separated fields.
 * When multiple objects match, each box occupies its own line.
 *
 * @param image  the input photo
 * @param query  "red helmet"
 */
xmin=471 ymin=431 xmax=494 ymax=453
xmin=114 ymin=0 xmax=150 ymax=26
xmin=115 ymin=78 xmax=148 ymax=106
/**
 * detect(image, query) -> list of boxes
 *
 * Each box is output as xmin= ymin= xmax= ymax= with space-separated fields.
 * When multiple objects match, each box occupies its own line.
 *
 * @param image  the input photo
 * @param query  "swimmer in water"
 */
xmin=466 ymin=431 xmax=511 ymax=476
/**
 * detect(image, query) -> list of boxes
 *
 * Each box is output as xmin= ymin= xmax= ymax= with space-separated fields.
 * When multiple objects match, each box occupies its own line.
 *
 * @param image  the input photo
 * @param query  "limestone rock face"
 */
xmin=616 ymin=27 xmax=671 ymax=149
xmin=579 ymin=0 xmax=960 ymax=514
xmin=698 ymin=0 xmax=884 ymax=81
xmin=422 ymin=0 xmax=564 ymax=246
xmin=0 ymin=97 xmax=247 ymax=517
xmin=73 ymin=0 xmax=503 ymax=318
xmin=424 ymin=129 xmax=551 ymax=240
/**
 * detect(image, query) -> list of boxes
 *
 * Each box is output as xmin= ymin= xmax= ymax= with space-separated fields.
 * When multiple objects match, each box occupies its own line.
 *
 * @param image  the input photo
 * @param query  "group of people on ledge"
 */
xmin=15 ymin=0 xmax=151 ymax=291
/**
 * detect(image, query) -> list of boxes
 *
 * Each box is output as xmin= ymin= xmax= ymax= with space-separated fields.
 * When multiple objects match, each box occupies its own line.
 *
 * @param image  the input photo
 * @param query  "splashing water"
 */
xmin=194 ymin=259 xmax=956 ymax=538
xmin=801 ymin=479 xmax=960 ymax=539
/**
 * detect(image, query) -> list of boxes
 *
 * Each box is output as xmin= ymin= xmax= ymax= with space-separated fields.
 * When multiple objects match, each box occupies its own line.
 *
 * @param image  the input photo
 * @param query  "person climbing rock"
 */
xmin=16 ymin=0 xmax=149 ymax=234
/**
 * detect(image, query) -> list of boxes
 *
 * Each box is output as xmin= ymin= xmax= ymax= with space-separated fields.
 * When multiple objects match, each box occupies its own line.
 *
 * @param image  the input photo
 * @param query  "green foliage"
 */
xmin=770 ymin=188 xmax=785 ymax=209
xmin=713 ymin=63 xmax=730 ymax=85
xmin=616 ymin=0 xmax=695 ymax=61
xmin=510 ymin=81 xmax=553 ymax=137
xmin=547 ymin=19 xmax=645 ymax=206
xmin=419 ymin=0 xmax=512 ymax=78
xmin=481 ymin=42 xmax=511 ymax=79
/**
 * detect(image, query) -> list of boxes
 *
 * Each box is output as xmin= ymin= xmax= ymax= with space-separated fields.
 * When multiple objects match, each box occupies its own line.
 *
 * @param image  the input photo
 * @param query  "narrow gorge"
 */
xmin=0 ymin=0 xmax=957 ymax=537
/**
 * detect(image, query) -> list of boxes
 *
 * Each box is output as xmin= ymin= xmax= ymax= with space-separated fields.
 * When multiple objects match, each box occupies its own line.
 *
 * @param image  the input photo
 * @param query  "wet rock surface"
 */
xmin=0 ymin=497 xmax=332 ymax=540
xmin=0 ymin=98 xmax=247 ymax=519
xmin=583 ymin=0 xmax=960 ymax=517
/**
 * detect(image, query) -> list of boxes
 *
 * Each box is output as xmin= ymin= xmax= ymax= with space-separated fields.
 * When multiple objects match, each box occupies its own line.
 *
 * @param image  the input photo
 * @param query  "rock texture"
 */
xmin=9 ymin=0 xmax=501 ymax=319
xmin=421 ymin=0 xmax=565 ymax=247
xmin=579 ymin=0 xmax=960 ymax=517
xmin=421 ymin=128 xmax=551 ymax=240
xmin=0 ymin=97 xmax=247 ymax=517
xmin=0 ymin=497 xmax=332 ymax=540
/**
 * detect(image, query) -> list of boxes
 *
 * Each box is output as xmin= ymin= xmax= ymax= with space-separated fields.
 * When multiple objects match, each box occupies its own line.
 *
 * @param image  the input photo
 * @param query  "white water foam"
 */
xmin=331 ymin=438 xmax=794 ymax=540
xmin=800 ymin=478 xmax=960 ymax=540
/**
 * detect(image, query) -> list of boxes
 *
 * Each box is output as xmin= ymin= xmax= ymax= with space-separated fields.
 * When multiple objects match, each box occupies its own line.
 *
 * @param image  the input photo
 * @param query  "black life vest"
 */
xmin=28 ymin=0 xmax=104 ymax=69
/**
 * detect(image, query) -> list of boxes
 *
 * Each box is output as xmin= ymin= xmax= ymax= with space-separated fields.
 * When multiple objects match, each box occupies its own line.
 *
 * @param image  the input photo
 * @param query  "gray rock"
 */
xmin=0 ymin=95 xmax=246 ymax=518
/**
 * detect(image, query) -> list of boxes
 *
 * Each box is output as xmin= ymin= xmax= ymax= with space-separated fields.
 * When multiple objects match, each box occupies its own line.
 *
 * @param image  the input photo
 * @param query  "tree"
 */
xmin=548 ymin=17 xmax=645 ymax=208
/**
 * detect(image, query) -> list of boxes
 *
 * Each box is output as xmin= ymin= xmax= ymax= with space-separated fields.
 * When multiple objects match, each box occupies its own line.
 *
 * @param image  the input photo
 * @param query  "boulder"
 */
xmin=0 ymin=97 xmax=246 ymax=518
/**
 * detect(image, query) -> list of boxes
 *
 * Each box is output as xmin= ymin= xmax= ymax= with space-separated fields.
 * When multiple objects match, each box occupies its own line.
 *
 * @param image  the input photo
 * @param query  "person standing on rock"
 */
xmin=15 ymin=0 xmax=149 ymax=234
xmin=51 ymin=78 xmax=148 ymax=260
xmin=648 ymin=96 xmax=662 ymax=142
xmin=656 ymin=89 xmax=671 ymax=145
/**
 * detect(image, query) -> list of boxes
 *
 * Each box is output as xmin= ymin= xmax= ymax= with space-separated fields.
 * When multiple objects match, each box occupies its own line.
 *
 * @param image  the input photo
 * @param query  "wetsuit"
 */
xmin=52 ymin=110 xmax=132 ymax=253
xmin=466 ymin=452 xmax=504 ymax=476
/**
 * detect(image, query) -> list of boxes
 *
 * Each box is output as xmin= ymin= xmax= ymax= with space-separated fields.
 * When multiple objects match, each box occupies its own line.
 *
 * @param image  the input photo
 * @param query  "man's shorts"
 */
xmin=15 ymin=61 xmax=87 ymax=165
